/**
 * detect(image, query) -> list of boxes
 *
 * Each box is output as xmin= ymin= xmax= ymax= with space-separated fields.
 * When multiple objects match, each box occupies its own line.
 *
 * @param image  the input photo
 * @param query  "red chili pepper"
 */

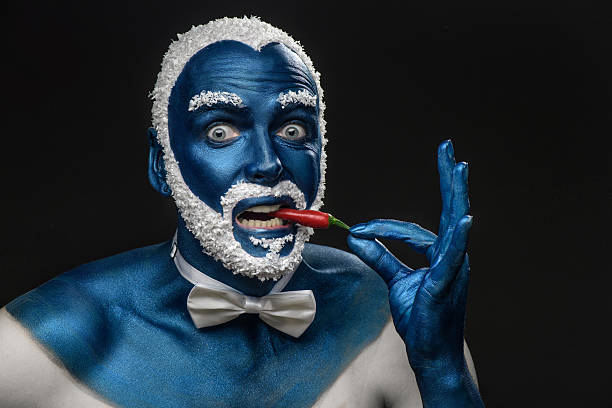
xmin=270 ymin=209 xmax=350 ymax=230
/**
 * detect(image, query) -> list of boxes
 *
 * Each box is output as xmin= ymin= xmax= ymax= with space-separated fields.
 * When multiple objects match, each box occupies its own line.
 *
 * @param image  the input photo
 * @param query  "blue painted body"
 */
xmin=7 ymin=41 xmax=388 ymax=407
xmin=6 ymin=38 xmax=485 ymax=407
xmin=7 ymin=242 xmax=389 ymax=407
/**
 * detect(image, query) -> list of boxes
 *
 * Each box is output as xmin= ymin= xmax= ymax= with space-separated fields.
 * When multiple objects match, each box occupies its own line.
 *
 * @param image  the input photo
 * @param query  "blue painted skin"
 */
xmin=7 ymin=41 xmax=388 ymax=407
xmin=8 ymin=243 xmax=388 ymax=407
xmin=348 ymin=141 xmax=485 ymax=407
xmin=6 ymin=40 xmax=484 ymax=407
xmin=159 ymin=40 xmax=323 ymax=295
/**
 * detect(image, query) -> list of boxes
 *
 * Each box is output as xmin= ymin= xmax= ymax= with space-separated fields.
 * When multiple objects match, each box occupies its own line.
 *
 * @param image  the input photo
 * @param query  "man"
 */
xmin=0 ymin=17 xmax=484 ymax=407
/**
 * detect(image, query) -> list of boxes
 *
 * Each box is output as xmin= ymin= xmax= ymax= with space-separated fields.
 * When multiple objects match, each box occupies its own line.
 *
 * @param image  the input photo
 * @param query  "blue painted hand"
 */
xmin=347 ymin=140 xmax=485 ymax=407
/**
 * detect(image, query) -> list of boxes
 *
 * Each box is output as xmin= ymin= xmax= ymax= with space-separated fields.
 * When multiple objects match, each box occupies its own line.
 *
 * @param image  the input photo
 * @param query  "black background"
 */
xmin=1 ymin=1 xmax=610 ymax=406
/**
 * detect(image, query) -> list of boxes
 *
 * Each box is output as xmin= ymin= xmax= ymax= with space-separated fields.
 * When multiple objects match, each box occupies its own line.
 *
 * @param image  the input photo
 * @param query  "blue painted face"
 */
xmin=168 ymin=40 xmax=321 ymax=257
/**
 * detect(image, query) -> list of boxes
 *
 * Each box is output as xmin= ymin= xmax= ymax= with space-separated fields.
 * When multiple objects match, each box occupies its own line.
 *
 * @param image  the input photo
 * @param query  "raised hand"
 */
xmin=347 ymin=140 xmax=484 ymax=407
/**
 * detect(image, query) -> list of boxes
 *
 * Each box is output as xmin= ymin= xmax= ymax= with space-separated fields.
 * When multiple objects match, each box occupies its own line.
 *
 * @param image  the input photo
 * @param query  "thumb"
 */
xmin=347 ymin=234 xmax=413 ymax=285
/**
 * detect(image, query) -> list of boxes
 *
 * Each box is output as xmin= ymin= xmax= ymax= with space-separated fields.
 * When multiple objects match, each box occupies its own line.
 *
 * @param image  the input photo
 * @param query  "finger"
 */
xmin=349 ymin=219 xmax=437 ymax=254
xmin=347 ymin=235 xmax=414 ymax=285
xmin=449 ymin=161 xmax=470 ymax=226
xmin=437 ymin=140 xmax=456 ymax=235
xmin=429 ymin=162 xmax=469 ymax=265
xmin=426 ymin=215 xmax=473 ymax=297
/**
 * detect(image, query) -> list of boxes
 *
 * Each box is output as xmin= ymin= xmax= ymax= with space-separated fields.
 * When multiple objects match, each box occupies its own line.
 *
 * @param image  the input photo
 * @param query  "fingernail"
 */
xmin=447 ymin=140 xmax=454 ymax=158
xmin=349 ymin=224 xmax=365 ymax=234
xmin=456 ymin=161 xmax=467 ymax=176
xmin=349 ymin=226 xmax=372 ymax=239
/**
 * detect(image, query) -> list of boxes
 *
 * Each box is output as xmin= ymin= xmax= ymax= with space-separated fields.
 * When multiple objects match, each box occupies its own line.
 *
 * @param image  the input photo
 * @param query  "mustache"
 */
xmin=220 ymin=180 xmax=307 ymax=220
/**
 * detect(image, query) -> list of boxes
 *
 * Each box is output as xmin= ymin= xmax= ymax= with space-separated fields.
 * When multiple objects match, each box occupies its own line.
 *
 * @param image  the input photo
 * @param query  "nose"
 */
xmin=244 ymin=131 xmax=283 ymax=186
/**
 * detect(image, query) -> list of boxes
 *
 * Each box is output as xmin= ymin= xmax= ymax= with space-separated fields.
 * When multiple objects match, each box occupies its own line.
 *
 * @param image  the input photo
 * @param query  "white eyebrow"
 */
xmin=276 ymin=90 xmax=317 ymax=109
xmin=188 ymin=91 xmax=245 ymax=111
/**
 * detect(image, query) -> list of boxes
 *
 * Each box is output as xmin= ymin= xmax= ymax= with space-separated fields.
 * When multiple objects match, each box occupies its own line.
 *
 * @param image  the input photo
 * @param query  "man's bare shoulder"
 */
xmin=314 ymin=317 xmax=478 ymax=408
xmin=5 ymin=241 xmax=173 ymax=336
xmin=51 ymin=239 xmax=174 ymax=290
xmin=0 ymin=241 xmax=176 ymax=406
xmin=300 ymin=242 xmax=390 ymax=313
xmin=11 ymin=239 xmax=171 ymax=302
xmin=302 ymin=244 xmax=479 ymax=408
xmin=3 ymin=241 xmax=175 ymax=370
xmin=302 ymin=242 xmax=385 ymax=281
xmin=0 ymin=308 xmax=116 ymax=407
xmin=313 ymin=319 xmax=422 ymax=408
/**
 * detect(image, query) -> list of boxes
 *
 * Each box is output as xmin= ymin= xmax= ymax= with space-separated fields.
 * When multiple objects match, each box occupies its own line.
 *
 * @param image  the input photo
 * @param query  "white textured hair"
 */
xmin=150 ymin=16 xmax=327 ymax=211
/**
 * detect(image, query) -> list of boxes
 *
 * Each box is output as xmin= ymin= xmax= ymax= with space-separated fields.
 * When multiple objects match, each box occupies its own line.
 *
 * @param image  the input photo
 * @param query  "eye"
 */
xmin=206 ymin=123 xmax=240 ymax=143
xmin=276 ymin=123 xmax=307 ymax=141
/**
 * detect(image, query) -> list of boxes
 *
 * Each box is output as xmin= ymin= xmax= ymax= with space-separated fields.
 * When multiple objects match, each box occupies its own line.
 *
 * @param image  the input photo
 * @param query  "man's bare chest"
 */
xmin=3 ymin=308 xmax=420 ymax=408
xmin=5 ymin=244 xmax=393 ymax=407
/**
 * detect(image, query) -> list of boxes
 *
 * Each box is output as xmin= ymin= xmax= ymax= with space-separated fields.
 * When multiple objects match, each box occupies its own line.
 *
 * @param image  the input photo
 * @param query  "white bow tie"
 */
xmin=171 ymin=237 xmax=316 ymax=338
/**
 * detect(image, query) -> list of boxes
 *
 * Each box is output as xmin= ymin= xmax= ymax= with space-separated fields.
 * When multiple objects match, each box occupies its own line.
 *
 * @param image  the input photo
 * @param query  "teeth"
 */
xmin=247 ymin=204 xmax=281 ymax=213
xmin=238 ymin=217 xmax=285 ymax=228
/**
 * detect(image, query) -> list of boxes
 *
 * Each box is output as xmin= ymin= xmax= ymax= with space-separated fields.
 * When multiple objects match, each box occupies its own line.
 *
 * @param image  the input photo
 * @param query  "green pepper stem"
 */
xmin=328 ymin=214 xmax=350 ymax=230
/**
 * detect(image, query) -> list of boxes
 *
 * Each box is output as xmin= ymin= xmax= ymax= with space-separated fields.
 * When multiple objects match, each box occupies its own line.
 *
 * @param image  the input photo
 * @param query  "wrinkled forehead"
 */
xmin=173 ymin=40 xmax=318 ymax=108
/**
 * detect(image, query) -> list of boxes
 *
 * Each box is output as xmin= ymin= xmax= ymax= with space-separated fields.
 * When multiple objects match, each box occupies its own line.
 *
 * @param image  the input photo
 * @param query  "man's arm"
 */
xmin=347 ymin=141 xmax=485 ymax=407
xmin=371 ymin=321 xmax=478 ymax=408
xmin=0 ymin=307 xmax=114 ymax=408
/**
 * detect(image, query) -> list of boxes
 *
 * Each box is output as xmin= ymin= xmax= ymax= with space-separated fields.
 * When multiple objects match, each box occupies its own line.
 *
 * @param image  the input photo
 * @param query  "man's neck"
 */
xmin=175 ymin=218 xmax=276 ymax=297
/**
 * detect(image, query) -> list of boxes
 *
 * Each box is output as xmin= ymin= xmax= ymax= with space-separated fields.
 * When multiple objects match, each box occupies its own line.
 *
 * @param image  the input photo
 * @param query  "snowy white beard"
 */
xmin=174 ymin=176 xmax=315 ymax=281
xmin=150 ymin=18 xmax=328 ymax=281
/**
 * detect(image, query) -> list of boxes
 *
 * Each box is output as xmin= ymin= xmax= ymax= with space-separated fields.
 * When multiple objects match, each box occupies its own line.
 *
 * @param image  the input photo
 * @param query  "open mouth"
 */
xmin=236 ymin=204 xmax=291 ymax=230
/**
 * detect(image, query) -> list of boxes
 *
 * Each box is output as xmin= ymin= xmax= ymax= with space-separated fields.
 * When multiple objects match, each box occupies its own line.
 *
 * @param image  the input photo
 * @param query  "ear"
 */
xmin=147 ymin=127 xmax=172 ymax=197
